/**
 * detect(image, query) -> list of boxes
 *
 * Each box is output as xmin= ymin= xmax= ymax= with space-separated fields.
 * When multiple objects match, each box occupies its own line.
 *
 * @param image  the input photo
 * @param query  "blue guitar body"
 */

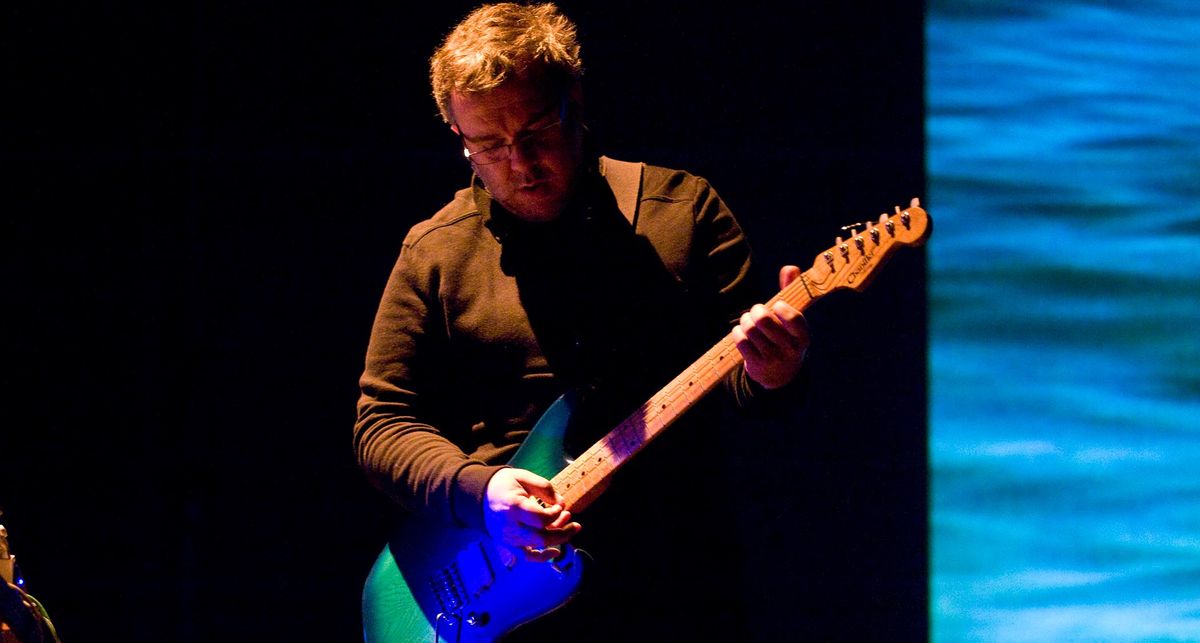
xmin=362 ymin=394 xmax=585 ymax=643
xmin=360 ymin=203 xmax=931 ymax=642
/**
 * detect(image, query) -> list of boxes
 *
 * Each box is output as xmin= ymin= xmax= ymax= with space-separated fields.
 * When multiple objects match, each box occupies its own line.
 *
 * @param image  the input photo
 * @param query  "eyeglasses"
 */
xmin=460 ymin=103 xmax=567 ymax=166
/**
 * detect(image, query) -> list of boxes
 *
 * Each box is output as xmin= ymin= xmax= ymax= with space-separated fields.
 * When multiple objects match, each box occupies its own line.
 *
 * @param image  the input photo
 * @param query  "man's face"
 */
xmin=450 ymin=77 xmax=584 ymax=223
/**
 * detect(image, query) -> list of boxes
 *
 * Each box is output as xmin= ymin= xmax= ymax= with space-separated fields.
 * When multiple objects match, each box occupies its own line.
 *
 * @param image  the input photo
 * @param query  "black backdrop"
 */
xmin=5 ymin=2 xmax=926 ymax=640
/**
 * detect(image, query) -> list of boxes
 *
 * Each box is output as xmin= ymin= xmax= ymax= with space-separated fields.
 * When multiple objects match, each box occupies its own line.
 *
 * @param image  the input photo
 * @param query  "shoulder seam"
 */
xmin=405 ymin=210 xmax=483 ymax=248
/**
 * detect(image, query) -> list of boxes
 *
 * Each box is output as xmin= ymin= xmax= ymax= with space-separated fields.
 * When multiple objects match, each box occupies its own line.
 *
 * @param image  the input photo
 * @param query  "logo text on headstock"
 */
xmin=846 ymin=248 xmax=877 ymax=285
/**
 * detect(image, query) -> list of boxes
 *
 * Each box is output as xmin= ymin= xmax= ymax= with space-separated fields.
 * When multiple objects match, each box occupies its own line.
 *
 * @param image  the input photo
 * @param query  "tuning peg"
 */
xmin=868 ymin=222 xmax=880 ymax=244
xmin=837 ymin=236 xmax=849 ymax=259
xmin=896 ymin=205 xmax=911 ymax=229
xmin=880 ymin=212 xmax=896 ymax=236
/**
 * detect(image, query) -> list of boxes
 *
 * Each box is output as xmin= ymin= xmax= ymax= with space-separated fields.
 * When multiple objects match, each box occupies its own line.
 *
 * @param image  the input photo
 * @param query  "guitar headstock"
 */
xmin=803 ymin=198 xmax=930 ymax=295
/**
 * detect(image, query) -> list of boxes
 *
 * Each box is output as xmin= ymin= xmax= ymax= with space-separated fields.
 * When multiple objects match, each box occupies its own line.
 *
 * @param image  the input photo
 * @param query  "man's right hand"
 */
xmin=484 ymin=467 xmax=582 ymax=563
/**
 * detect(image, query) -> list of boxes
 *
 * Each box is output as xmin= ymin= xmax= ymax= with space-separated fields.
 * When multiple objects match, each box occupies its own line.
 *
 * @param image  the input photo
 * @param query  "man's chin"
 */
xmin=504 ymin=194 xmax=567 ymax=223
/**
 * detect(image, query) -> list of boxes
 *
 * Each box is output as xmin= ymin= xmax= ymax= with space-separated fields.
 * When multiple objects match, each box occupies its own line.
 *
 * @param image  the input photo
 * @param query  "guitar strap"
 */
xmin=599 ymin=156 xmax=643 ymax=228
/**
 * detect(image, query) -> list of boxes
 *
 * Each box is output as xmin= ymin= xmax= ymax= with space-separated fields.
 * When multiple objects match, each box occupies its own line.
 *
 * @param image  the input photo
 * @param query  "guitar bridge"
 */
xmin=429 ymin=566 xmax=466 ymax=615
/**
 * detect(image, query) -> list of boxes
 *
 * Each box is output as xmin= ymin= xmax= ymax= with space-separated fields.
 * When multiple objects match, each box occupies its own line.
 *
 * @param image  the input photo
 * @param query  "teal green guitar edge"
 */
xmin=507 ymin=392 xmax=576 ymax=479
xmin=363 ymin=543 xmax=433 ymax=643
xmin=362 ymin=392 xmax=580 ymax=642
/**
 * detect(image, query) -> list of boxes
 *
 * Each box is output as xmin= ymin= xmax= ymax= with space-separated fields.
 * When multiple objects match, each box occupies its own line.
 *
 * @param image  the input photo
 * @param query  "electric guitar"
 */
xmin=362 ymin=201 xmax=931 ymax=642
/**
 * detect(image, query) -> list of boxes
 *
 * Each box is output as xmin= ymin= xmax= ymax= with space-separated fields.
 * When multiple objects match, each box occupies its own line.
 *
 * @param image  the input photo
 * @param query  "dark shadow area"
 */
xmin=4 ymin=2 xmax=925 ymax=640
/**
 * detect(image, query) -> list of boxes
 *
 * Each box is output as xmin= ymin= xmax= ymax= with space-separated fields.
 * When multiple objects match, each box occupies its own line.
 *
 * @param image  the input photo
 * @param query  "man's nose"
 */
xmin=507 ymin=139 xmax=541 ymax=173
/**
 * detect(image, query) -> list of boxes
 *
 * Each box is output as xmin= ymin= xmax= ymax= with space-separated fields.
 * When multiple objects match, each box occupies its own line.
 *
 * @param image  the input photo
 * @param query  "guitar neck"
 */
xmin=551 ymin=275 xmax=819 ymax=512
xmin=550 ymin=202 xmax=929 ymax=512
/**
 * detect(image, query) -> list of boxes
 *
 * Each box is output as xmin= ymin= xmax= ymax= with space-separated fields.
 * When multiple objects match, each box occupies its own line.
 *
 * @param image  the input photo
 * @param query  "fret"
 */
xmin=552 ymin=202 xmax=930 ymax=513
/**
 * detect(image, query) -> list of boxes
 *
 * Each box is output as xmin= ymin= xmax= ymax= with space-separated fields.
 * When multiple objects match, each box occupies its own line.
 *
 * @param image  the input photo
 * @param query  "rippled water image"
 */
xmin=928 ymin=1 xmax=1200 ymax=640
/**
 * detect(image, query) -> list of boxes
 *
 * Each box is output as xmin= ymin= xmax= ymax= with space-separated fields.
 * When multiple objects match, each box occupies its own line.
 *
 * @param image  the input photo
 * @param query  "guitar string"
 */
xmin=551 ymin=211 xmax=922 ymax=508
xmin=553 ymin=275 xmax=819 ymax=508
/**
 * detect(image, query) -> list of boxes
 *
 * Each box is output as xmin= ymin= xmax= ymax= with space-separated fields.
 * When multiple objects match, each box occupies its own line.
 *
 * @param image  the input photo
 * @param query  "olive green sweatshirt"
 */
xmin=354 ymin=157 xmax=764 ymax=532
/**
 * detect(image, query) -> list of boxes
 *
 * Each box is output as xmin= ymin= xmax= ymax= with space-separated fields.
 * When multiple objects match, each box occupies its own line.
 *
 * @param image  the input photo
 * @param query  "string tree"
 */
xmin=840 ymin=222 xmax=868 ymax=252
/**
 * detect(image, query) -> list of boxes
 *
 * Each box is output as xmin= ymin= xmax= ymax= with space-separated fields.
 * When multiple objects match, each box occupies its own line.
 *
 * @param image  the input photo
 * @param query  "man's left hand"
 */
xmin=733 ymin=265 xmax=810 ymax=390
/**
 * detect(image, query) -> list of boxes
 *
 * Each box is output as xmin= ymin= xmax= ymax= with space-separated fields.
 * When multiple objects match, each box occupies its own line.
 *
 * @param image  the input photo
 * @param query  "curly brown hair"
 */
xmin=430 ymin=3 xmax=584 ymax=123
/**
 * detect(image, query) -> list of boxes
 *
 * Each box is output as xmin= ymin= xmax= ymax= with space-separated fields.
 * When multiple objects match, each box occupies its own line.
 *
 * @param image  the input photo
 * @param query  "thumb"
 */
xmin=509 ymin=469 xmax=561 ymax=507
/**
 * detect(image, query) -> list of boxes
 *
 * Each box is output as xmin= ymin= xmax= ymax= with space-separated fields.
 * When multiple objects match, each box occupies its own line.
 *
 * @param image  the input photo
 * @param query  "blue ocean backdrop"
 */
xmin=927 ymin=1 xmax=1200 ymax=640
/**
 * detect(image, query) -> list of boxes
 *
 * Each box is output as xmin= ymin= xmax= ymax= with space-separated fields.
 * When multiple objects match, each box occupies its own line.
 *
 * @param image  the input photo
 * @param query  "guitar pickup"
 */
xmin=457 ymin=541 xmax=497 ymax=598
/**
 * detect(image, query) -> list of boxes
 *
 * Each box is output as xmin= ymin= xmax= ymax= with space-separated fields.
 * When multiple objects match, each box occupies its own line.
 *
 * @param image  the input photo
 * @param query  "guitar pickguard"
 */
xmin=363 ymin=394 xmax=585 ymax=642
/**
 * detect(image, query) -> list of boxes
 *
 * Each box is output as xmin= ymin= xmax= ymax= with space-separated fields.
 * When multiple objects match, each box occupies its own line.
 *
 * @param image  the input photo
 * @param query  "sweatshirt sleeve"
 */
xmin=688 ymin=174 xmax=805 ymax=408
xmin=353 ymin=239 xmax=503 ymax=531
